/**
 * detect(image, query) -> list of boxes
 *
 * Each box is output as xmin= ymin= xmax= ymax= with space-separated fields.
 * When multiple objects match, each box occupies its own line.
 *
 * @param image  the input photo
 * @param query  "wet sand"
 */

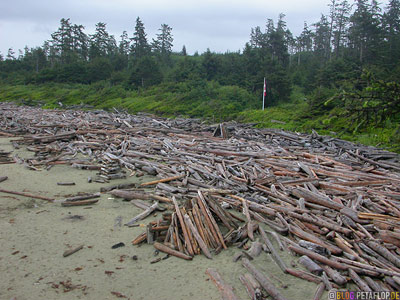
xmin=0 ymin=137 xmax=320 ymax=300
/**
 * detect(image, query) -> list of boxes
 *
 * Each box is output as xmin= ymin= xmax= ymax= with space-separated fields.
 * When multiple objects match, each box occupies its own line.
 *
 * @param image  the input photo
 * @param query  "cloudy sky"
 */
xmin=0 ymin=0 xmax=388 ymax=56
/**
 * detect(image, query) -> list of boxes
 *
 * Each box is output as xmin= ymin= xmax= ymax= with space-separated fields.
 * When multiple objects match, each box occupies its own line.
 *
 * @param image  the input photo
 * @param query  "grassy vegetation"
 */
xmin=1 ymin=82 xmax=399 ymax=152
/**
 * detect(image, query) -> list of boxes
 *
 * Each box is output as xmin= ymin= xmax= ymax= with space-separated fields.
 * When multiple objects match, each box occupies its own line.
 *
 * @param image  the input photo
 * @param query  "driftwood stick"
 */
xmin=259 ymin=227 xmax=288 ymax=273
xmin=298 ymin=255 xmax=323 ymax=275
xmin=132 ymin=232 xmax=147 ymax=245
xmin=109 ymin=189 xmax=172 ymax=203
xmin=333 ymin=256 xmax=400 ymax=277
xmin=313 ymin=283 xmax=325 ymax=300
xmin=61 ymin=199 xmax=99 ymax=206
xmin=206 ymin=268 xmax=241 ymax=300
xmin=184 ymin=214 xmax=212 ymax=259
xmin=349 ymin=268 xmax=372 ymax=292
xmin=288 ymin=224 xmax=342 ymax=255
xmin=140 ymin=174 xmax=185 ymax=186
xmin=153 ymin=242 xmax=192 ymax=260
xmin=365 ymin=240 xmax=400 ymax=268
xmin=285 ymin=268 xmax=322 ymax=284
xmin=63 ymin=193 xmax=100 ymax=202
xmin=63 ymin=245 xmax=84 ymax=257
xmin=242 ymin=258 xmax=289 ymax=300
xmin=125 ymin=201 xmax=159 ymax=227
xmin=321 ymin=265 xmax=347 ymax=286
xmin=0 ymin=188 xmax=54 ymax=202
xmin=288 ymin=245 xmax=347 ymax=270
xmin=239 ymin=273 xmax=262 ymax=300
xmin=172 ymin=196 xmax=195 ymax=256
xmin=198 ymin=191 xmax=227 ymax=249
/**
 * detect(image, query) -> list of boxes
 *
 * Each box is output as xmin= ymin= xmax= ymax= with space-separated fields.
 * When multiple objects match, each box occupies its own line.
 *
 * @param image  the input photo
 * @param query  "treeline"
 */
xmin=1 ymin=0 xmax=400 ymax=127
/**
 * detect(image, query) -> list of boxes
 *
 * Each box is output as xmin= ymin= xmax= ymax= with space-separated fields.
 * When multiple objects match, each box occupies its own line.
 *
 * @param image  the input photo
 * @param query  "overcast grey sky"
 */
xmin=0 ymin=0 xmax=389 ymax=56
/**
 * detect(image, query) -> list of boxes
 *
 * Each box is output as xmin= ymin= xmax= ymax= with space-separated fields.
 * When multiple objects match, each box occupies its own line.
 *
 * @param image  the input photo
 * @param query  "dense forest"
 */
xmin=1 ymin=0 xmax=400 ymax=151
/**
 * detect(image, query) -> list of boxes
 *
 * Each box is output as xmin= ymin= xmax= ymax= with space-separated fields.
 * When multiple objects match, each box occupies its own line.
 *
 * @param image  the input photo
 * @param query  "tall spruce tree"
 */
xmin=130 ymin=17 xmax=149 ymax=59
xmin=152 ymin=24 xmax=173 ymax=59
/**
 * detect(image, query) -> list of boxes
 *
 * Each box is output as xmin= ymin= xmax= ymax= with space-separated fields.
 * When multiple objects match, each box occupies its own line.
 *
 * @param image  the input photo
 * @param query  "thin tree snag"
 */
xmin=184 ymin=214 xmax=212 ymax=259
xmin=153 ymin=242 xmax=192 ymax=260
xmin=171 ymin=196 xmax=195 ymax=256
xmin=206 ymin=268 xmax=241 ymax=300
xmin=242 ymin=258 xmax=289 ymax=300
xmin=140 ymin=174 xmax=185 ymax=187
xmin=0 ymin=188 xmax=54 ymax=202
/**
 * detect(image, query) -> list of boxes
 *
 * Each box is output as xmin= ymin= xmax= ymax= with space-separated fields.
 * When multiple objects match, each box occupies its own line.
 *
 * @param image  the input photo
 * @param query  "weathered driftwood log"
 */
xmin=246 ymin=241 xmax=263 ymax=258
xmin=109 ymin=189 xmax=172 ymax=203
xmin=61 ymin=199 xmax=99 ymax=206
xmin=239 ymin=273 xmax=262 ymax=300
xmin=288 ymin=245 xmax=347 ymax=270
xmin=184 ymin=214 xmax=212 ymax=259
xmin=140 ymin=174 xmax=185 ymax=187
xmin=285 ymin=268 xmax=322 ymax=284
xmin=313 ymin=283 xmax=325 ymax=300
xmin=206 ymin=268 xmax=241 ymax=300
xmin=172 ymin=196 xmax=195 ymax=256
xmin=125 ymin=201 xmax=160 ymax=227
xmin=349 ymin=268 xmax=372 ymax=292
xmin=321 ymin=265 xmax=347 ymax=286
xmin=259 ymin=227 xmax=287 ymax=273
xmin=63 ymin=245 xmax=84 ymax=257
xmin=288 ymin=224 xmax=342 ymax=255
xmin=298 ymin=255 xmax=323 ymax=275
xmin=153 ymin=242 xmax=192 ymax=260
xmin=242 ymin=258 xmax=289 ymax=300
xmin=291 ymin=188 xmax=343 ymax=211
xmin=365 ymin=240 xmax=400 ymax=268
xmin=0 ymin=188 xmax=54 ymax=202
xmin=57 ymin=182 xmax=75 ymax=186
xmin=63 ymin=193 xmax=100 ymax=202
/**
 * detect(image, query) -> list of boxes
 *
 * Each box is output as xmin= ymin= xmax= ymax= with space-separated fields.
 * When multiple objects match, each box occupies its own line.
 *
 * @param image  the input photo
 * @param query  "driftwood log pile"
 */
xmin=1 ymin=102 xmax=400 ymax=297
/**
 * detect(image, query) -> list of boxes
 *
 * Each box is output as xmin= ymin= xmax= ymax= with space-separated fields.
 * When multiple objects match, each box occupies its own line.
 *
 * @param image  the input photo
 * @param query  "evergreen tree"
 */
xmin=130 ymin=17 xmax=149 ymax=59
xmin=348 ymin=0 xmax=383 ymax=64
xmin=89 ymin=22 xmax=115 ymax=59
xmin=313 ymin=14 xmax=331 ymax=61
xmin=119 ymin=31 xmax=130 ymax=56
xmin=72 ymin=24 xmax=88 ymax=61
xmin=50 ymin=18 xmax=74 ymax=64
xmin=383 ymin=0 xmax=400 ymax=65
xmin=181 ymin=45 xmax=187 ymax=56
xmin=332 ymin=0 xmax=351 ymax=58
xmin=152 ymin=24 xmax=173 ymax=58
